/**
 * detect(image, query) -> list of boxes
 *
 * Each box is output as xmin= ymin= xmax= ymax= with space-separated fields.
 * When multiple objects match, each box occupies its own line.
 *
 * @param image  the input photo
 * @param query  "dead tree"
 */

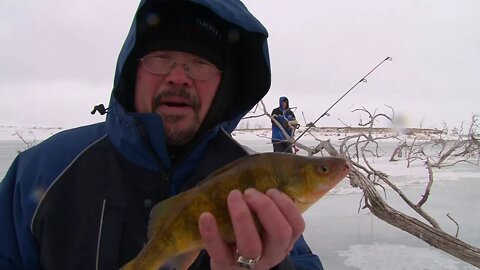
xmin=389 ymin=141 xmax=406 ymax=161
xmin=391 ymin=114 xmax=480 ymax=168
xmin=439 ymin=114 xmax=480 ymax=165
xmin=333 ymin=109 xmax=480 ymax=268
xmin=389 ymin=137 xmax=428 ymax=168
xmin=14 ymin=130 xmax=38 ymax=152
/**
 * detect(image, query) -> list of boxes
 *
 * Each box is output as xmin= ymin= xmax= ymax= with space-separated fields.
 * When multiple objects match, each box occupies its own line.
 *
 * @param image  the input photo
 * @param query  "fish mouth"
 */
xmin=341 ymin=162 xmax=350 ymax=178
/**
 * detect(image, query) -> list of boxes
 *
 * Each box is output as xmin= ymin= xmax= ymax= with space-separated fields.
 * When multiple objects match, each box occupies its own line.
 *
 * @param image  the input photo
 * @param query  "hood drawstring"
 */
xmin=91 ymin=104 xmax=109 ymax=115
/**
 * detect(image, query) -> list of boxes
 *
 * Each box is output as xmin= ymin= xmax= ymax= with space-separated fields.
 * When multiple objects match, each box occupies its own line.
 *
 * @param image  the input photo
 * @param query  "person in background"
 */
xmin=271 ymin=96 xmax=322 ymax=269
xmin=271 ymin=96 xmax=299 ymax=153
xmin=0 ymin=0 xmax=323 ymax=269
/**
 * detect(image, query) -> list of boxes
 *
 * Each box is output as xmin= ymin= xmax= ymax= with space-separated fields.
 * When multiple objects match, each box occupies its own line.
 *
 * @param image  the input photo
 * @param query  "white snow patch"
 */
xmin=338 ymin=243 xmax=477 ymax=270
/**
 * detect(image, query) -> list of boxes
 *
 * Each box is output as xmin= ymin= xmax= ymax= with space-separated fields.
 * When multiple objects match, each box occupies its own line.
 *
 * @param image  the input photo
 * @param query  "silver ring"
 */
xmin=236 ymin=250 xmax=260 ymax=269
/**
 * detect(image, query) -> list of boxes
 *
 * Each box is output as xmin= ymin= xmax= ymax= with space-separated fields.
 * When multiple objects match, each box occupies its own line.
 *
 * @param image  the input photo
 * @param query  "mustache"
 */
xmin=153 ymin=87 xmax=200 ymax=111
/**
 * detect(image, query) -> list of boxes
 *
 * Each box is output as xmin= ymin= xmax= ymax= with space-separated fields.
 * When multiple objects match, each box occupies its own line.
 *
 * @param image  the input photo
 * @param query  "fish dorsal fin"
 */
xmin=147 ymin=193 xmax=193 ymax=240
xmin=196 ymin=154 xmax=262 ymax=186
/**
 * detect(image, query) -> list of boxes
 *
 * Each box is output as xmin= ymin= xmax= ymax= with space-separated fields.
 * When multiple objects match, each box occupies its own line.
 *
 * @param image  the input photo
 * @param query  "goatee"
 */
xmin=153 ymin=87 xmax=202 ymax=145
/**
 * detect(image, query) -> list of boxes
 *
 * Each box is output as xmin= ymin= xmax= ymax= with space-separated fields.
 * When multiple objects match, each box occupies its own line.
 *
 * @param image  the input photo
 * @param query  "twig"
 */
xmin=447 ymin=213 xmax=460 ymax=237
xmin=417 ymin=158 xmax=434 ymax=208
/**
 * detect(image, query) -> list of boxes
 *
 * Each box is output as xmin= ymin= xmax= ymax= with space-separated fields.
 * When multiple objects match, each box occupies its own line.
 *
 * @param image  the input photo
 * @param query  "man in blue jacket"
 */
xmin=0 ymin=1 xmax=323 ymax=269
xmin=271 ymin=96 xmax=299 ymax=153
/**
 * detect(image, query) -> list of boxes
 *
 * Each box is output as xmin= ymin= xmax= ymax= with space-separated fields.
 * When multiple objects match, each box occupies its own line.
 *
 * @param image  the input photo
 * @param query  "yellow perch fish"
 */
xmin=121 ymin=152 xmax=350 ymax=270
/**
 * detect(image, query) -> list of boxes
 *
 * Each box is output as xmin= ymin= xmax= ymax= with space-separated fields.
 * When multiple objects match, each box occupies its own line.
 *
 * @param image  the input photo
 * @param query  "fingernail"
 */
xmin=244 ymin=188 xmax=258 ymax=201
xmin=199 ymin=213 xmax=213 ymax=231
xmin=228 ymin=189 xmax=242 ymax=203
xmin=266 ymin=188 xmax=280 ymax=197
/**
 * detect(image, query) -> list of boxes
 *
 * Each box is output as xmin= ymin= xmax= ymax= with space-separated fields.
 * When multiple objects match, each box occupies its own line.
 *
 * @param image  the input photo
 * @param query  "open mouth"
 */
xmin=162 ymin=101 xmax=191 ymax=108
xmin=156 ymin=98 xmax=197 ymax=114
xmin=153 ymin=90 xmax=199 ymax=113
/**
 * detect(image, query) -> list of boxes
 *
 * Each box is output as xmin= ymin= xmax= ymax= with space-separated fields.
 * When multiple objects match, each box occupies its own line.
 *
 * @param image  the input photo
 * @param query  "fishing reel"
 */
xmin=288 ymin=120 xmax=300 ymax=129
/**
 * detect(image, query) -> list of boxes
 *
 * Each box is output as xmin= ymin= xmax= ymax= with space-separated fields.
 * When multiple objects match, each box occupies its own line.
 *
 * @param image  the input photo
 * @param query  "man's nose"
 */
xmin=164 ymin=64 xmax=193 ymax=86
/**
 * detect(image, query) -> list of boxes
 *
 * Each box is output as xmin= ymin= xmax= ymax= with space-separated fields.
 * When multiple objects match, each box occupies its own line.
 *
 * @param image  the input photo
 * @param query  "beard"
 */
xmin=163 ymin=114 xmax=200 ymax=145
xmin=153 ymin=87 xmax=202 ymax=145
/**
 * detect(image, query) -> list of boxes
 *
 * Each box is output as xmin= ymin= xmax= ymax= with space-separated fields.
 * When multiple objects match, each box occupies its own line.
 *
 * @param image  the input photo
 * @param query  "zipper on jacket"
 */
xmin=163 ymin=173 xmax=170 ymax=185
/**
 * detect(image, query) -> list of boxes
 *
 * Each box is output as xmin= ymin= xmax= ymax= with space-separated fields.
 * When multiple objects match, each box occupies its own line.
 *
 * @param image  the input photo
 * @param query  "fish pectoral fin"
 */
xmin=167 ymin=249 xmax=201 ymax=270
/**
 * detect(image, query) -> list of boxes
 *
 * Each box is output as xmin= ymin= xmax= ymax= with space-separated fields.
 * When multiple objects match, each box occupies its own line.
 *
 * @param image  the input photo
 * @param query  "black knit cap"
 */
xmin=136 ymin=2 xmax=226 ymax=69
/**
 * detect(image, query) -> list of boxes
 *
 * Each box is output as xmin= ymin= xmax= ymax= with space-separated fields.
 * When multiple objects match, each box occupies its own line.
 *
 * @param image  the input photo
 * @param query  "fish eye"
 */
xmin=321 ymin=166 xmax=329 ymax=173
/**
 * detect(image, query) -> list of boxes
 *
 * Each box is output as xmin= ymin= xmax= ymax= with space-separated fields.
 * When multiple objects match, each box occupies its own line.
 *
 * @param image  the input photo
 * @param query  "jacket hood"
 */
xmin=279 ymin=96 xmax=289 ymax=111
xmin=110 ymin=0 xmax=271 ymax=134
xmin=103 ymin=0 xmax=271 ymax=173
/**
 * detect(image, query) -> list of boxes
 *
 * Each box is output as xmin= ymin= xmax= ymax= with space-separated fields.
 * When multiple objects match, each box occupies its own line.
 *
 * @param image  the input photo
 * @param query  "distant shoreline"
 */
xmin=0 ymin=125 xmax=450 ymax=142
xmin=235 ymin=126 xmax=445 ymax=135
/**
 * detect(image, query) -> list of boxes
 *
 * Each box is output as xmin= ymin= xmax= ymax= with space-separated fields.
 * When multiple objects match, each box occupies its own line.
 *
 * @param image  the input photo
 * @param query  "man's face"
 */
xmin=135 ymin=51 xmax=221 ymax=145
xmin=281 ymin=100 xmax=287 ymax=110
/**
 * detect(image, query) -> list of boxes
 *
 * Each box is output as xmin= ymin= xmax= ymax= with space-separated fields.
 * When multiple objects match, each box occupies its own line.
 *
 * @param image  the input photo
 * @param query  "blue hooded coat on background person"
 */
xmin=0 ymin=0 xmax=322 ymax=269
xmin=271 ymin=96 xmax=297 ymax=142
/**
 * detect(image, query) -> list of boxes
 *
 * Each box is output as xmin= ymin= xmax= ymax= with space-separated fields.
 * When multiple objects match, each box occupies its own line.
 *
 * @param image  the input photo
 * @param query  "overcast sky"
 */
xmin=1 ymin=0 xmax=479 ymax=130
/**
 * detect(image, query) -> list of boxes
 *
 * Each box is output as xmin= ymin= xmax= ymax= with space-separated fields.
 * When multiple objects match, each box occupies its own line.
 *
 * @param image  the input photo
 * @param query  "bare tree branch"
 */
xmin=447 ymin=213 xmax=460 ymax=238
xmin=417 ymin=158 xmax=434 ymax=208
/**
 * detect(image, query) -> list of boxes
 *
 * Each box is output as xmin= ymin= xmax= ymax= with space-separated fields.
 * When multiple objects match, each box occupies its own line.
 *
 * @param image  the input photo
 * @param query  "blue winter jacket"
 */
xmin=271 ymin=96 xmax=297 ymax=141
xmin=0 ymin=1 xmax=322 ymax=269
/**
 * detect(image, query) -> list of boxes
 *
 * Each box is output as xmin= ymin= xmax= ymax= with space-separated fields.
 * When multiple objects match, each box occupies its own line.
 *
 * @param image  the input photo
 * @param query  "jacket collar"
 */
xmin=106 ymin=97 xmax=236 ymax=173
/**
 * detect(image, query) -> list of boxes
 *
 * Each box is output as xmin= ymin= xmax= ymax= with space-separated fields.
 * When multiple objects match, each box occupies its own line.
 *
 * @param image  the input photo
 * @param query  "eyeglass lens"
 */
xmin=141 ymin=56 xmax=219 ymax=80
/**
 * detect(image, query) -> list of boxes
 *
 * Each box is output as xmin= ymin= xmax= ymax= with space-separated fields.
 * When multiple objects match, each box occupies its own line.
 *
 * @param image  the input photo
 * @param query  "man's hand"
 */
xmin=199 ymin=188 xmax=305 ymax=270
xmin=288 ymin=120 xmax=300 ymax=129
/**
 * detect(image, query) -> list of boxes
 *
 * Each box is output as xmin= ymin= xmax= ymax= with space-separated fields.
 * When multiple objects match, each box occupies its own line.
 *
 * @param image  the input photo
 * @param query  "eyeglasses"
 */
xmin=138 ymin=55 xmax=222 ymax=81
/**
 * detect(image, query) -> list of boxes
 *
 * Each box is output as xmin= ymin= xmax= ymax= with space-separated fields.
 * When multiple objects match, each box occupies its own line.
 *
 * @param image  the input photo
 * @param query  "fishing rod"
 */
xmin=293 ymin=56 xmax=393 ymax=144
